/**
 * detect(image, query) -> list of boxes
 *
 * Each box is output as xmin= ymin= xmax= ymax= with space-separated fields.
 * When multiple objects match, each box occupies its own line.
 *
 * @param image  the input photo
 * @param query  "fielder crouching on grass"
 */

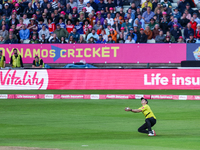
xmin=125 ymin=97 xmax=157 ymax=136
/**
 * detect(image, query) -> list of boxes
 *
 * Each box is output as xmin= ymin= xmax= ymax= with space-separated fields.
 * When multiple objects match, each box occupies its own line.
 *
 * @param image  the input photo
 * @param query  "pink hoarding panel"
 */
xmin=0 ymin=44 xmax=186 ymax=63
xmin=15 ymin=94 xmax=38 ymax=99
xmin=60 ymin=95 xmax=84 ymax=99
xmin=47 ymin=69 xmax=200 ymax=89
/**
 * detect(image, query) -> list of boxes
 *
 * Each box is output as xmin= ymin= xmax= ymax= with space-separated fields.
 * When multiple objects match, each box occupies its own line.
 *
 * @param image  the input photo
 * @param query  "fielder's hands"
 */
xmin=124 ymin=107 xmax=131 ymax=111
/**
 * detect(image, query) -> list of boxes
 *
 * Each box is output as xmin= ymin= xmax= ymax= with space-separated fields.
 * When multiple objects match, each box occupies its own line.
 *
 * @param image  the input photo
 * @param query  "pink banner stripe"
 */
xmin=1 ymin=44 xmax=186 ymax=64
xmin=15 ymin=94 xmax=38 ymax=99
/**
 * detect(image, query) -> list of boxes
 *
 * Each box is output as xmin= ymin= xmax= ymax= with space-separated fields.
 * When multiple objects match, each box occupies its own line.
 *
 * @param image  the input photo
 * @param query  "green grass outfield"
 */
xmin=0 ymin=90 xmax=200 ymax=150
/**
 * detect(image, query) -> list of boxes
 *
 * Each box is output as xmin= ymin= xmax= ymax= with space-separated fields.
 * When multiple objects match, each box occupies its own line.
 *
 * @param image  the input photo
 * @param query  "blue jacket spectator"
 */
xmin=96 ymin=34 xmax=106 ymax=43
xmin=172 ymin=8 xmax=182 ymax=20
xmin=97 ymin=0 xmax=106 ymax=11
xmin=178 ymin=0 xmax=187 ymax=14
xmin=75 ymin=24 xmax=84 ymax=34
xmin=184 ymin=23 xmax=194 ymax=40
xmin=2 ymin=4 xmax=11 ymax=18
xmin=125 ymin=28 xmax=137 ymax=42
xmin=134 ymin=15 xmax=145 ymax=29
xmin=89 ymin=0 xmax=98 ymax=11
xmin=19 ymin=25 xmax=30 ymax=40
xmin=69 ymin=28 xmax=80 ymax=42
xmin=168 ymin=19 xmax=182 ymax=30
xmin=86 ymin=29 xmax=99 ymax=41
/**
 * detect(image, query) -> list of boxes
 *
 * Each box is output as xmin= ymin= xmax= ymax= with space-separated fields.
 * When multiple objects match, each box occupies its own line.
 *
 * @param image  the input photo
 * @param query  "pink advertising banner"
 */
xmin=1 ymin=69 xmax=200 ymax=90
xmin=0 ymin=44 xmax=186 ymax=63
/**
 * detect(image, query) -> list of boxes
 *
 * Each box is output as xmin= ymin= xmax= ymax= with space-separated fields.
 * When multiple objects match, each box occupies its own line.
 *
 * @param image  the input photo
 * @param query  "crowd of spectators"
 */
xmin=0 ymin=0 xmax=199 ymax=44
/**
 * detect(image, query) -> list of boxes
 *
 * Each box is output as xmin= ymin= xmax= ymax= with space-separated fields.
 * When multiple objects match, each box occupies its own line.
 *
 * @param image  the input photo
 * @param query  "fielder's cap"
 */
xmin=141 ymin=97 xmax=148 ymax=104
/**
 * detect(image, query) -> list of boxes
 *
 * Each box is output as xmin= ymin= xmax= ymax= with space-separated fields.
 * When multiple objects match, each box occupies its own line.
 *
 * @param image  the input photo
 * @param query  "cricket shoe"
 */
xmin=153 ymin=130 xmax=156 ymax=136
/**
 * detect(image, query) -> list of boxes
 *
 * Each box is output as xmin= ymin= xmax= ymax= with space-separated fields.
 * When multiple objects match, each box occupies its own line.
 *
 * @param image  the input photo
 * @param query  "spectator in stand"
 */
xmin=64 ymin=4 xmax=72 ymax=14
xmin=97 ymin=0 xmax=105 ymax=11
xmin=168 ymin=18 xmax=182 ymax=30
xmin=39 ymin=25 xmax=49 ymax=40
xmin=5 ymin=29 xmax=18 ymax=41
xmin=172 ymin=7 xmax=181 ymax=21
xmin=166 ymin=31 xmax=175 ymax=43
xmin=119 ymin=7 xmax=125 ymax=18
xmin=152 ymin=24 xmax=160 ymax=39
xmin=119 ymin=27 xmax=127 ymax=40
xmin=3 ymin=3 xmax=11 ymax=18
xmin=83 ymin=20 xmax=90 ymax=34
xmin=10 ymin=49 xmax=23 ymax=68
xmin=105 ymin=23 xmax=113 ymax=35
xmin=9 ymin=14 xmax=19 ymax=27
xmin=184 ymin=23 xmax=194 ymax=40
xmin=196 ymin=24 xmax=200 ymax=39
xmin=27 ymin=18 xmax=38 ymax=33
xmin=32 ymin=56 xmax=44 ymax=68
xmin=135 ymin=6 xmax=142 ymax=18
xmin=58 ymin=17 xmax=66 ymax=29
xmin=177 ymin=36 xmax=185 ymax=43
xmin=125 ymin=35 xmax=135 ymax=43
xmin=88 ymin=37 xmax=95 ymax=43
xmin=41 ymin=0 xmax=49 ymax=9
xmin=29 ymin=30 xmax=38 ymax=40
xmin=19 ymin=24 xmax=30 ymax=43
xmin=178 ymin=0 xmax=187 ymax=14
xmin=96 ymin=11 xmax=104 ymax=25
xmin=125 ymin=28 xmax=137 ymax=42
xmin=144 ymin=26 xmax=152 ymax=39
xmin=69 ymin=28 xmax=80 ymax=42
xmin=66 ymin=19 xmax=74 ymax=33
xmin=170 ymin=24 xmax=182 ymax=42
xmin=114 ymin=12 xmax=123 ymax=25
xmin=185 ymin=3 xmax=193 ymax=15
xmin=86 ymin=2 xmax=93 ymax=13
xmin=96 ymin=34 xmax=106 ymax=43
xmin=137 ymin=28 xmax=147 ymax=43
xmin=23 ymin=14 xmax=29 ymax=26
xmin=0 ymin=14 xmax=9 ymax=27
xmin=89 ymin=0 xmax=98 ymax=11
xmin=187 ymin=33 xmax=196 ymax=43
xmin=5 ymin=34 xmax=18 ymax=44
xmin=133 ymin=25 xmax=140 ymax=37
xmin=164 ymin=35 xmax=172 ymax=43
xmin=0 ymin=25 xmax=8 ymax=39
xmin=160 ymin=17 xmax=169 ymax=34
xmin=86 ymin=28 xmax=98 ymax=41
xmin=86 ymin=25 xmax=93 ymax=38
xmin=106 ymin=13 xmax=114 ymax=26
xmin=94 ymin=20 xmax=101 ymax=31
xmin=24 ymin=2 xmax=34 ymax=18
xmin=29 ymin=34 xmax=40 ymax=43
xmin=148 ymin=18 xmax=156 ymax=30
xmin=142 ymin=0 xmax=152 ymax=9
xmin=154 ymin=3 xmax=163 ymax=14
xmin=75 ymin=20 xmax=84 ymax=34
xmin=78 ymin=35 xmax=87 ymax=43
xmin=162 ymin=4 xmax=172 ymax=16
xmin=180 ymin=13 xmax=190 ymax=28
xmin=78 ymin=0 xmax=87 ymax=13
xmin=107 ymin=35 xmax=115 ymax=43
xmin=122 ymin=18 xmax=132 ymax=32
xmin=117 ymin=33 xmax=125 ymax=43
xmin=109 ymin=7 xmax=115 ymax=19
xmin=190 ymin=17 xmax=197 ymax=33
xmin=134 ymin=14 xmax=145 ymax=29
xmin=193 ymin=13 xmax=200 ymax=24
xmin=142 ymin=2 xmax=148 ymax=14
xmin=39 ymin=34 xmax=49 ymax=43
xmin=48 ymin=18 xmax=56 ymax=33
xmin=50 ymin=33 xmax=60 ymax=43
xmin=50 ymin=12 xmax=59 ymax=25
xmin=87 ymin=13 xmax=96 ymax=27
xmin=108 ymin=28 xmax=117 ymax=43
xmin=161 ymin=0 xmax=172 ymax=8
xmin=112 ymin=19 xmax=121 ymax=33
xmin=54 ymin=24 xmax=69 ymax=40
xmin=155 ymin=30 xmax=165 ymax=43
xmin=68 ymin=35 xmax=76 ymax=43
xmin=142 ymin=6 xmax=155 ymax=24
xmin=106 ymin=0 xmax=115 ymax=12
xmin=16 ymin=18 xmax=24 ymax=31
xmin=52 ymin=0 xmax=59 ymax=9
xmin=185 ymin=9 xmax=191 ymax=20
